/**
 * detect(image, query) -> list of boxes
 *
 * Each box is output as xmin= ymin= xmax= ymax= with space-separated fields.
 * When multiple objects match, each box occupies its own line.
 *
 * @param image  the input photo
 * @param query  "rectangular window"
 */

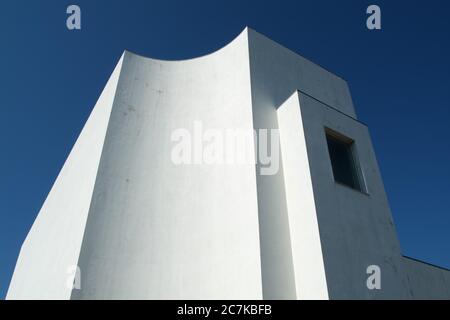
xmin=325 ymin=128 xmax=365 ymax=192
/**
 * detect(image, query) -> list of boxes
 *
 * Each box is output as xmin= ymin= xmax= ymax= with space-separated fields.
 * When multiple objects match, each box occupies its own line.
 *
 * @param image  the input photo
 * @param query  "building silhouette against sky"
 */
xmin=7 ymin=28 xmax=450 ymax=300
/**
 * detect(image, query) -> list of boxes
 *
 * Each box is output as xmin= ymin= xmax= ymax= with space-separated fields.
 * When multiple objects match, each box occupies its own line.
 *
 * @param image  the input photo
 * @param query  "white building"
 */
xmin=7 ymin=28 xmax=450 ymax=299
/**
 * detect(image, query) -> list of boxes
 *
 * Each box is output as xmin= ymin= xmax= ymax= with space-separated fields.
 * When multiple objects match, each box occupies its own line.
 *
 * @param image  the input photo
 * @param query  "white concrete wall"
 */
xmin=277 ymin=93 xmax=329 ymax=300
xmin=6 ymin=55 xmax=124 ymax=299
xmin=9 ymin=27 xmax=448 ymax=300
xmin=247 ymin=28 xmax=356 ymax=299
xmin=295 ymin=91 xmax=410 ymax=299
xmin=403 ymin=256 xmax=450 ymax=299
xmin=71 ymin=29 xmax=263 ymax=299
xmin=247 ymin=29 xmax=355 ymax=118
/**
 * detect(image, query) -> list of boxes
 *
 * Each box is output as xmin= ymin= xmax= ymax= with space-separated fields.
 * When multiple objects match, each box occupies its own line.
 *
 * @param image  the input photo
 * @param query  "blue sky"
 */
xmin=0 ymin=0 xmax=449 ymax=298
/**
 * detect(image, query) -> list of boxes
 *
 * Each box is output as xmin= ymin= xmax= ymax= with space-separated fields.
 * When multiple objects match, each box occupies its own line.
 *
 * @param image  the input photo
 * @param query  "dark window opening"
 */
xmin=325 ymin=128 xmax=364 ymax=192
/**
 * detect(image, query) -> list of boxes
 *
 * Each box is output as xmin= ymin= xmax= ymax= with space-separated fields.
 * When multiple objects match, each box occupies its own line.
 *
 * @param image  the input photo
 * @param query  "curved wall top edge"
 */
xmin=123 ymin=27 xmax=248 ymax=63
xmin=121 ymin=27 xmax=349 ymax=86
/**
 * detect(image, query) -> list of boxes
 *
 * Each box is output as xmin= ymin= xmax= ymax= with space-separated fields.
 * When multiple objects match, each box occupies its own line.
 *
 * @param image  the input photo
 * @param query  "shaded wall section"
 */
xmin=403 ymin=256 xmax=450 ymax=299
xmin=247 ymin=28 xmax=356 ymax=299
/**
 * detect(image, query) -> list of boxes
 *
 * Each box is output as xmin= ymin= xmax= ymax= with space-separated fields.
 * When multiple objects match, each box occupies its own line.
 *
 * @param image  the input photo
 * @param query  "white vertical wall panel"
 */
xmin=72 ymin=29 xmax=263 ymax=299
xmin=278 ymin=92 xmax=329 ymax=300
xmin=7 ymin=55 xmax=124 ymax=299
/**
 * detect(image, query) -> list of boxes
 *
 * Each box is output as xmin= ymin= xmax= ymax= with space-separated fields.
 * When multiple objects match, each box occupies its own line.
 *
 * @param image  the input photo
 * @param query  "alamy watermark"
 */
xmin=171 ymin=121 xmax=280 ymax=175
xmin=366 ymin=265 xmax=381 ymax=290
xmin=65 ymin=5 xmax=380 ymax=31
xmin=366 ymin=5 xmax=381 ymax=30
xmin=66 ymin=5 xmax=81 ymax=30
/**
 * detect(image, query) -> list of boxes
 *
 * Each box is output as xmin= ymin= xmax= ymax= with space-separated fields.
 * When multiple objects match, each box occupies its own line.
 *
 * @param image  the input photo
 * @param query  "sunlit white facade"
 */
xmin=7 ymin=28 xmax=450 ymax=300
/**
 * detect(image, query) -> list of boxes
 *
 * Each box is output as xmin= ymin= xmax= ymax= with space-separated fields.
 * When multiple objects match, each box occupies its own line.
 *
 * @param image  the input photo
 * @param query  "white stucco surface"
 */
xmin=278 ymin=93 xmax=329 ymax=300
xmin=7 ymin=28 xmax=449 ymax=300
xmin=295 ymin=91 xmax=411 ymax=299
xmin=71 ymin=29 xmax=262 ymax=299
xmin=6 ymin=55 xmax=124 ymax=299
xmin=246 ymin=29 xmax=356 ymax=299
xmin=403 ymin=257 xmax=450 ymax=299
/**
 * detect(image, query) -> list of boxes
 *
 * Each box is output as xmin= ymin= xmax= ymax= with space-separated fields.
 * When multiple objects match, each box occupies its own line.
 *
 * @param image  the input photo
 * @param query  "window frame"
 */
xmin=324 ymin=127 xmax=367 ymax=194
